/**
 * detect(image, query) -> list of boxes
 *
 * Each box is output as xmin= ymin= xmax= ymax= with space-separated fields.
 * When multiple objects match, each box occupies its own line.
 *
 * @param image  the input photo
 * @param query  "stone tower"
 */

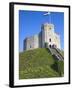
xmin=41 ymin=23 xmax=61 ymax=49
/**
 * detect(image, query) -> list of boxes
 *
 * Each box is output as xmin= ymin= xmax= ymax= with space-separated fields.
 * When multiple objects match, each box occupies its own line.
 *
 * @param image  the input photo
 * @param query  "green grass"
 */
xmin=19 ymin=48 xmax=64 ymax=79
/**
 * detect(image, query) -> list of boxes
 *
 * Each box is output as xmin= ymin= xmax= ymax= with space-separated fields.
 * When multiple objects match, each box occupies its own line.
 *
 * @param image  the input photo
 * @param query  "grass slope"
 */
xmin=19 ymin=48 xmax=64 ymax=79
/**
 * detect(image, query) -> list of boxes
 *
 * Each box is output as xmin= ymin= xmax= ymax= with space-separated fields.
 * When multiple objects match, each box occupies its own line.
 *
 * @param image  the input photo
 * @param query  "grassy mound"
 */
xmin=19 ymin=48 xmax=64 ymax=79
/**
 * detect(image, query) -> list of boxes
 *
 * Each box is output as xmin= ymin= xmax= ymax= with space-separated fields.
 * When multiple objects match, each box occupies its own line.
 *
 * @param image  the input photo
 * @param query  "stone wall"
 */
xmin=24 ymin=35 xmax=39 ymax=51
xmin=41 ymin=23 xmax=61 ymax=49
xmin=41 ymin=23 xmax=55 ymax=47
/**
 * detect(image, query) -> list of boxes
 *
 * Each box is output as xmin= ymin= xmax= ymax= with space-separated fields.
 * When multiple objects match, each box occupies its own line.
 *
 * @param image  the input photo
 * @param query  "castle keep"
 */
xmin=23 ymin=23 xmax=61 ymax=51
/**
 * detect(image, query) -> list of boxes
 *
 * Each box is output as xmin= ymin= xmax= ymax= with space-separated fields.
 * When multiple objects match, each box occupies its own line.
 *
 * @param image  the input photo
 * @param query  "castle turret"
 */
xmin=41 ymin=23 xmax=54 ymax=48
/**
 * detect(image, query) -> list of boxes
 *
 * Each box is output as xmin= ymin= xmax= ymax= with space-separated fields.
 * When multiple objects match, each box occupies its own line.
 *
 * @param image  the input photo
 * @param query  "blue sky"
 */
xmin=19 ymin=10 xmax=64 ymax=52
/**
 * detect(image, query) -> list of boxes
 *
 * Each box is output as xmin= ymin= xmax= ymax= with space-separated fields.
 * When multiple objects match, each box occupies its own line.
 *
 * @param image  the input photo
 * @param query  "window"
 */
xmin=30 ymin=45 xmax=31 ymax=48
xmin=49 ymin=38 xmax=51 ymax=42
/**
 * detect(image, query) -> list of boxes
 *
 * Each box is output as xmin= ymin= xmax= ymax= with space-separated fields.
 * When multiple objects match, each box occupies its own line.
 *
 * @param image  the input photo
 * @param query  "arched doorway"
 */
xmin=49 ymin=44 xmax=51 ymax=48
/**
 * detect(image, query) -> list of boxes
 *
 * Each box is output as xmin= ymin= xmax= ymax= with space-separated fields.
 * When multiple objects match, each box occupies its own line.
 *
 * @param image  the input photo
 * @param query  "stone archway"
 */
xmin=49 ymin=44 xmax=51 ymax=48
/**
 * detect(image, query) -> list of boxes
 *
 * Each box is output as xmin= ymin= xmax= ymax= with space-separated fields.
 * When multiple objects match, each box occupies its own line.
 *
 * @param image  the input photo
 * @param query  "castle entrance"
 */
xmin=49 ymin=45 xmax=51 ymax=48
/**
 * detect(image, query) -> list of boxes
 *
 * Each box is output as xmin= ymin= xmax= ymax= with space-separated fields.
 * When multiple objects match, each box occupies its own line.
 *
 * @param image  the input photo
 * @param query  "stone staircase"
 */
xmin=48 ymin=47 xmax=64 ymax=61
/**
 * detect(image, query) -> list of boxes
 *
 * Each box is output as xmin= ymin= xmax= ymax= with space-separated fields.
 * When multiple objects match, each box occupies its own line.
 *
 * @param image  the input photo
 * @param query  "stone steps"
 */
xmin=48 ymin=47 xmax=64 ymax=61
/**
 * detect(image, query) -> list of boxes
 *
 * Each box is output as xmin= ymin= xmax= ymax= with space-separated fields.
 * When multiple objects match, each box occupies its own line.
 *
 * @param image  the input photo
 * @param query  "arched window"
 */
xmin=49 ymin=45 xmax=51 ymax=48
xmin=49 ymin=38 xmax=51 ymax=42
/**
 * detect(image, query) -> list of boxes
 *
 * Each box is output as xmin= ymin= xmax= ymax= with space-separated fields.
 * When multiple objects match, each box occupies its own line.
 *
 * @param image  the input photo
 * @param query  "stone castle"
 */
xmin=23 ymin=23 xmax=61 ymax=51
